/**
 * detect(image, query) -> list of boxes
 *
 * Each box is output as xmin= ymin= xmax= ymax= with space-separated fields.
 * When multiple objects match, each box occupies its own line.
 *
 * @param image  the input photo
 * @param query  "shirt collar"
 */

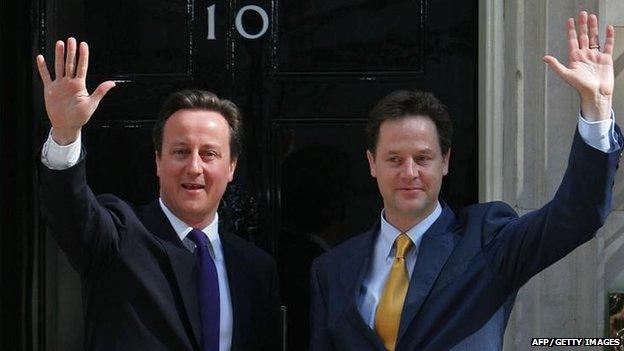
xmin=158 ymin=198 xmax=223 ymax=261
xmin=379 ymin=201 xmax=442 ymax=259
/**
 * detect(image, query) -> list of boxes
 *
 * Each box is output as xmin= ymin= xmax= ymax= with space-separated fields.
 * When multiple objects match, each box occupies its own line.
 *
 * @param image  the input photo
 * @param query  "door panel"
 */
xmin=274 ymin=1 xmax=425 ymax=73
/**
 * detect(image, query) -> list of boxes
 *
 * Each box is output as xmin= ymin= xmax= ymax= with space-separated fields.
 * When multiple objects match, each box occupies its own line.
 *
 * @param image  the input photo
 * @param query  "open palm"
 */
xmin=565 ymin=38 xmax=614 ymax=97
xmin=543 ymin=12 xmax=615 ymax=120
xmin=36 ymin=38 xmax=115 ymax=142
xmin=544 ymin=11 xmax=615 ymax=120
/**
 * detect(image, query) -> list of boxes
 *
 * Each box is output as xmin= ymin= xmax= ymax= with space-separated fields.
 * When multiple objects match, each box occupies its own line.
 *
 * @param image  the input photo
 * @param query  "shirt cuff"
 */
xmin=41 ymin=129 xmax=82 ymax=170
xmin=577 ymin=110 xmax=618 ymax=153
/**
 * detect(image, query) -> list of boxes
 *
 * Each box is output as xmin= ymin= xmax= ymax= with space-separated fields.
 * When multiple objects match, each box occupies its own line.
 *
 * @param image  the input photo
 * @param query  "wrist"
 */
xmin=580 ymin=93 xmax=612 ymax=121
xmin=51 ymin=127 xmax=81 ymax=146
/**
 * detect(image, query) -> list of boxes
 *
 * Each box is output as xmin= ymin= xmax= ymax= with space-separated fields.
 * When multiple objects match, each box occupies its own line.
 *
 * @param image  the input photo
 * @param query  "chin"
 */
xmin=397 ymin=199 xmax=424 ymax=210
xmin=397 ymin=203 xmax=431 ymax=216
xmin=185 ymin=206 xmax=209 ymax=216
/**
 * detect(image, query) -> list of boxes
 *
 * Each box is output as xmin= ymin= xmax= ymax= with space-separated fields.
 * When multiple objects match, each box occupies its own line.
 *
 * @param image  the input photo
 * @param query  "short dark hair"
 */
xmin=366 ymin=90 xmax=453 ymax=155
xmin=152 ymin=90 xmax=243 ymax=159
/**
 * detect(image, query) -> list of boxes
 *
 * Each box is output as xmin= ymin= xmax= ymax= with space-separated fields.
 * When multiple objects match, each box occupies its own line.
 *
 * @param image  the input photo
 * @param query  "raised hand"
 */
xmin=543 ymin=11 xmax=614 ymax=121
xmin=36 ymin=37 xmax=115 ymax=145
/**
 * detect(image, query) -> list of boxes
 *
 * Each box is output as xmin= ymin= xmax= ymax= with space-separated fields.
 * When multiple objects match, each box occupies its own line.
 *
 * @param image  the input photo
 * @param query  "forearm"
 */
xmin=39 ymin=154 xmax=120 ymax=274
xmin=493 ymin=125 xmax=623 ymax=291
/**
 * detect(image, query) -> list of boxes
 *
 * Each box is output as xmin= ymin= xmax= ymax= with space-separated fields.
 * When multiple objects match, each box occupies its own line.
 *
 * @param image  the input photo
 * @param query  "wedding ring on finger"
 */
xmin=589 ymin=35 xmax=600 ymax=50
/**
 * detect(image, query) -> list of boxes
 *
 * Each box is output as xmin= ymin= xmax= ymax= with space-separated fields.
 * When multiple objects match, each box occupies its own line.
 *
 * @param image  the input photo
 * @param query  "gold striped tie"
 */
xmin=375 ymin=233 xmax=413 ymax=351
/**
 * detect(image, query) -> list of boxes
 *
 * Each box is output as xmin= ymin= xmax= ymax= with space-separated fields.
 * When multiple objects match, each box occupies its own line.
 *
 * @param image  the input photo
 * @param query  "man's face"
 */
xmin=155 ymin=109 xmax=237 ymax=227
xmin=366 ymin=116 xmax=450 ymax=229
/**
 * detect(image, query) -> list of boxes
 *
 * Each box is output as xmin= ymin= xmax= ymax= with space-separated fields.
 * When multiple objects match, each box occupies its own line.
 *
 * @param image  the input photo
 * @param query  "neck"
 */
xmin=159 ymin=197 xmax=217 ymax=229
xmin=180 ymin=213 xmax=216 ymax=230
xmin=384 ymin=204 xmax=437 ymax=233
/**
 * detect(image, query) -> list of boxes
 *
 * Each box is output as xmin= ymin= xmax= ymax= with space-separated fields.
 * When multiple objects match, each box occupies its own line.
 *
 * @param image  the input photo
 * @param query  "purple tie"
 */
xmin=187 ymin=228 xmax=220 ymax=351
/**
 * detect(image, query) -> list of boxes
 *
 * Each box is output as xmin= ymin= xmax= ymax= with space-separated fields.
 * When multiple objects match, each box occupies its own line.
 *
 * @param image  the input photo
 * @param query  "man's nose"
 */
xmin=186 ymin=152 xmax=202 ymax=175
xmin=400 ymin=159 xmax=418 ymax=178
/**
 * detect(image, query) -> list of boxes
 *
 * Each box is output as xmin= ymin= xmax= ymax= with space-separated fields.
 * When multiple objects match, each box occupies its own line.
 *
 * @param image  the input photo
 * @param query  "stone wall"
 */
xmin=482 ymin=1 xmax=624 ymax=349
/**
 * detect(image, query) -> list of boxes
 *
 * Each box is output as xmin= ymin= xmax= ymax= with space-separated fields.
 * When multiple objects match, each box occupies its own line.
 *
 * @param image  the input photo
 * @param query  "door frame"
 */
xmin=478 ymin=0 xmax=504 ymax=203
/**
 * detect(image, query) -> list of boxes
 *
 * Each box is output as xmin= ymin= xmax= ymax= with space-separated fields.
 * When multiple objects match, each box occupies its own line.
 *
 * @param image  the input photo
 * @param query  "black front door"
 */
xmin=24 ymin=0 xmax=477 ymax=349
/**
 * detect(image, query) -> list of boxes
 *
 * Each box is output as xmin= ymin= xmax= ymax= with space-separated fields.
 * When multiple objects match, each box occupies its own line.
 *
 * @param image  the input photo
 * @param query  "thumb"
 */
xmin=91 ymin=81 xmax=116 ymax=105
xmin=542 ymin=55 xmax=569 ymax=79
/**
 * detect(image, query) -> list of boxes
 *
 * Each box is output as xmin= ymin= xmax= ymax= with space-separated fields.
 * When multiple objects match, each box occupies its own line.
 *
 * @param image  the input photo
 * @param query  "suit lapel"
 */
xmin=397 ymin=204 xmax=457 ymax=344
xmin=339 ymin=223 xmax=387 ymax=351
xmin=141 ymin=201 xmax=202 ymax=349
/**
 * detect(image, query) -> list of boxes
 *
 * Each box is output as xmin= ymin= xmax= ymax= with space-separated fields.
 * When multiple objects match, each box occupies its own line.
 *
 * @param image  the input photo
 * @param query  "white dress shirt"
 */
xmin=356 ymin=113 xmax=618 ymax=328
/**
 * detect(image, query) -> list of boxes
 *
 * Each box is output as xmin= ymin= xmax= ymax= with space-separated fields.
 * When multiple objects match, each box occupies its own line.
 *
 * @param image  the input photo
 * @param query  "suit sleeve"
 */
xmin=39 ymin=151 xmax=122 ymax=276
xmin=309 ymin=260 xmax=334 ymax=351
xmin=482 ymin=126 xmax=623 ymax=292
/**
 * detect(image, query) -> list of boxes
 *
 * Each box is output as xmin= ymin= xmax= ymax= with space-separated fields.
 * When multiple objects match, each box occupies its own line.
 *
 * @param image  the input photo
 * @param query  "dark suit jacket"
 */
xmin=310 ymin=128 xmax=623 ymax=351
xmin=39 ymin=154 xmax=281 ymax=351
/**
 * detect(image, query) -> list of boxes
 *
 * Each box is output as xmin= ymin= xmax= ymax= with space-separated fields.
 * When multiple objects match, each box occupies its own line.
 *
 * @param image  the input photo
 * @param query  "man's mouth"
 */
xmin=398 ymin=187 xmax=424 ymax=191
xmin=181 ymin=183 xmax=205 ymax=190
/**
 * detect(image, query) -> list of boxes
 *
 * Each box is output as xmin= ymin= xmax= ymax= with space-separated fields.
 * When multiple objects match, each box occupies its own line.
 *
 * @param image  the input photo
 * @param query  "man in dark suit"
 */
xmin=310 ymin=11 xmax=622 ymax=351
xmin=36 ymin=38 xmax=280 ymax=350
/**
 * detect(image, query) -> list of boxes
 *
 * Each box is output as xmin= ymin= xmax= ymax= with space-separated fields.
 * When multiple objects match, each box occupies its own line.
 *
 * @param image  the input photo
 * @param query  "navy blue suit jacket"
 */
xmin=310 ymin=128 xmax=623 ymax=351
xmin=39 ymin=154 xmax=281 ymax=351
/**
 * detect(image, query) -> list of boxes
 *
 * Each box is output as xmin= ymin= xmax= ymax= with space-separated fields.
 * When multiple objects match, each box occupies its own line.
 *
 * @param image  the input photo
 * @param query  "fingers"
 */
xmin=36 ymin=55 xmax=52 ymax=86
xmin=588 ymin=14 xmax=599 ymax=48
xmin=604 ymin=24 xmax=615 ymax=55
xmin=578 ymin=11 xmax=589 ymax=49
xmin=53 ymin=38 xmax=89 ymax=79
xmin=91 ymin=81 xmax=116 ymax=105
xmin=65 ymin=37 xmax=77 ymax=78
xmin=543 ymin=55 xmax=571 ymax=79
xmin=54 ymin=40 xmax=64 ymax=79
xmin=567 ymin=18 xmax=579 ymax=63
xmin=76 ymin=42 xmax=89 ymax=79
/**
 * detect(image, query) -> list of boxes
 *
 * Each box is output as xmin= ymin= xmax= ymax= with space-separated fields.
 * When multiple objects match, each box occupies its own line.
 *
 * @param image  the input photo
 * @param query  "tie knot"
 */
xmin=394 ymin=233 xmax=412 ymax=258
xmin=187 ymin=228 xmax=209 ymax=248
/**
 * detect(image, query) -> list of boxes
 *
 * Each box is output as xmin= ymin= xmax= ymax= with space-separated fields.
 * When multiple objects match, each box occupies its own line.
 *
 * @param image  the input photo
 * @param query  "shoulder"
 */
xmin=457 ymin=201 xmax=519 ymax=243
xmin=95 ymin=193 xmax=141 ymax=222
xmin=222 ymin=232 xmax=276 ymax=269
xmin=97 ymin=193 xmax=137 ymax=210
xmin=312 ymin=228 xmax=373 ymax=271
xmin=458 ymin=201 xmax=518 ymax=223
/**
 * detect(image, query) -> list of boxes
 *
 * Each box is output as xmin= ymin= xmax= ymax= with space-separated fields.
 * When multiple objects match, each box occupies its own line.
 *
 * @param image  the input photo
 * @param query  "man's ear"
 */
xmin=228 ymin=157 xmax=238 ymax=182
xmin=366 ymin=150 xmax=377 ymax=178
xmin=442 ymin=148 xmax=451 ymax=176
xmin=155 ymin=151 xmax=161 ymax=177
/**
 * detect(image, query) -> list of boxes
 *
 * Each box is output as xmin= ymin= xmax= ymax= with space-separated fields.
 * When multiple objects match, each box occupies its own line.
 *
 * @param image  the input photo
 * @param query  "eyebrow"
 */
xmin=384 ymin=148 xmax=434 ymax=155
xmin=168 ymin=141 xmax=221 ymax=149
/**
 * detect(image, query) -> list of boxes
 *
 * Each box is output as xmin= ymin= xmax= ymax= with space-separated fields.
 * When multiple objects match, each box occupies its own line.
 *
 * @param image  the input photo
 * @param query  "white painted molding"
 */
xmin=478 ymin=0 xmax=505 ymax=202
